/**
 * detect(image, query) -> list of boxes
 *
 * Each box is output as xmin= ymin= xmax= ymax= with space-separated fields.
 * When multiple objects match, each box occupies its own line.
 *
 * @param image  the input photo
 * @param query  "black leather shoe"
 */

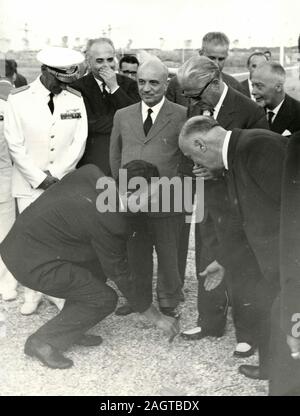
xmin=160 ymin=306 xmax=181 ymax=319
xmin=233 ymin=345 xmax=256 ymax=358
xmin=75 ymin=334 xmax=103 ymax=347
xmin=115 ymin=303 xmax=134 ymax=316
xmin=238 ymin=365 xmax=268 ymax=380
xmin=24 ymin=336 xmax=73 ymax=369
xmin=180 ymin=326 xmax=224 ymax=341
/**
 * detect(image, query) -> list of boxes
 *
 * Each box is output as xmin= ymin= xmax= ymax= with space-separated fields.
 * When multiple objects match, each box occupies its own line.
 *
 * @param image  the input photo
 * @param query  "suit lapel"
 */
xmin=216 ymin=87 xmax=237 ymax=129
xmin=144 ymin=99 xmax=172 ymax=143
xmin=127 ymin=102 xmax=145 ymax=139
xmin=272 ymin=95 xmax=293 ymax=134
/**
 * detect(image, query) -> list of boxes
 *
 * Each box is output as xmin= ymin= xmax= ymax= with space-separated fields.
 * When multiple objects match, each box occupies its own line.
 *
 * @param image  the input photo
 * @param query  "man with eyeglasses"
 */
xmin=119 ymin=55 xmax=139 ymax=81
xmin=72 ymin=38 xmax=140 ymax=176
xmin=178 ymin=55 xmax=269 ymax=358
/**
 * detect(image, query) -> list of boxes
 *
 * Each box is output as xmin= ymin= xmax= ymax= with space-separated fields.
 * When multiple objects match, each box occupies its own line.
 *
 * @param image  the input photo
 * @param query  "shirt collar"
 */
xmin=141 ymin=96 xmax=165 ymax=120
xmin=269 ymin=98 xmax=285 ymax=117
xmin=213 ymin=82 xmax=228 ymax=119
xmin=222 ymin=130 xmax=232 ymax=170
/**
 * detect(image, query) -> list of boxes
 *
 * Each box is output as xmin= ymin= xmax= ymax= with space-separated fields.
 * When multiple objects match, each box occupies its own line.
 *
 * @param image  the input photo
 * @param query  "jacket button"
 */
xmin=51 ymin=148 xmax=55 ymax=151
xmin=51 ymin=135 xmax=55 ymax=138
xmin=50 ymin=161 xmax=54 ymax=164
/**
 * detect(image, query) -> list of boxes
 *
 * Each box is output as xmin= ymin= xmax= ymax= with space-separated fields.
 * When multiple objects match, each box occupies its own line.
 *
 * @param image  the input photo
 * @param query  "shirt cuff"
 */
xmin=110 ymin=85 xmax=120 ymax=94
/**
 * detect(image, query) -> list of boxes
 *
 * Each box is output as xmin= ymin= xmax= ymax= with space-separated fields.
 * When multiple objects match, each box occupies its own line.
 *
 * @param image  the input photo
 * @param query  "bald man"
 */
xmin=110 ymin=59 xmax=187 ymax=317
xmin=252 ymin=61 xmax=300 ymax=135
xmin=179 ymin=115 xmax=286 ymax=381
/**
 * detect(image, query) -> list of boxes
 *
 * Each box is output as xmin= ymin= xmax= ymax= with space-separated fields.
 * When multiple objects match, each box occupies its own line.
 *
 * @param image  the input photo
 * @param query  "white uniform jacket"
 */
xmin=4 ymin=77 xmax=88 ymax=197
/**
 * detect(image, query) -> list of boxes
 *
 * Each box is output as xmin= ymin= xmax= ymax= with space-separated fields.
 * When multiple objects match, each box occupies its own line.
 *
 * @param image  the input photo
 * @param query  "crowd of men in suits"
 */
xmin=0 ymin=32 xmax=300 ymax=396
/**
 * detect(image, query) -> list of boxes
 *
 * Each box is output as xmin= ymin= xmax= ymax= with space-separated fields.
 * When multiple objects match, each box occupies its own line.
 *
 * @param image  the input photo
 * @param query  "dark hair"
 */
xmin=2 ymin=59 xmax=16 ymax=78
xmin=118 ymin=160 xmax=159 ymax=185
xmin=246 ymin=52 xmax=267 ymax=67
xmin=119 ymin=55 xmax=139 ymax=69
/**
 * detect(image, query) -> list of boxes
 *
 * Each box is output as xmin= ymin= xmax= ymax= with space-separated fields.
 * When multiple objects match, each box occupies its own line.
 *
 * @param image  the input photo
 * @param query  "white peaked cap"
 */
xmin=36 ymin=47 xmax=85 ymax=69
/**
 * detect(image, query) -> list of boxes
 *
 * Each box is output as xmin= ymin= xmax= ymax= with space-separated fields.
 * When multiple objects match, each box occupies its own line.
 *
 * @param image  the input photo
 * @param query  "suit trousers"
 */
xmin=127 ymin=214 xmax=185 ymax=309
xmin=25 ymin=260 xmax=118 ymax=350
xmin=269 ymin=296 xmax=300 ymax=395
xmin=252 ymin=278 xmax=279 ymax=375
xmin=195 ymin=179 xmax=260 ymax=343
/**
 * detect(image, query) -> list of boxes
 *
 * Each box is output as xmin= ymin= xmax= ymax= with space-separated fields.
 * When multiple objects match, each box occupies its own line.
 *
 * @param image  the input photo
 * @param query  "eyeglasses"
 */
xmin=183 ymin=77 xmax=215 ymax=100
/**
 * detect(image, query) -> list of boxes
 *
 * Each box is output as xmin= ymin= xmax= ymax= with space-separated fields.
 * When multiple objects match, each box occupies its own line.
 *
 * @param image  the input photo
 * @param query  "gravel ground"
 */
xmin=0 ymin=242 xmax=268 ymax=397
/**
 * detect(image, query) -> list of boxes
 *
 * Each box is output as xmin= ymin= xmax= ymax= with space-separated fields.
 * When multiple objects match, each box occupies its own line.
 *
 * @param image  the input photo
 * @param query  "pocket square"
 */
xmin=282 ymin=129 xmax=291 ymax=136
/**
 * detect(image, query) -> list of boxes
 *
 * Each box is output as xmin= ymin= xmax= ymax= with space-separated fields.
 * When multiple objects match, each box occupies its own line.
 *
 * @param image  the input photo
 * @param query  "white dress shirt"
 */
xmin=213 ymin=83 xmax=228 ymax=120
xmin=247 ymin=78 xmax=256 ymax=101
xmin=141 ymin=96 xmax=165 ymax=124
xmin=94 ymin=76 xmax=119 ymax=95
xmin=267 ymin=98 xmax=285 ymax=123
xmin=222 ymin=130 xmax=232 ymax=170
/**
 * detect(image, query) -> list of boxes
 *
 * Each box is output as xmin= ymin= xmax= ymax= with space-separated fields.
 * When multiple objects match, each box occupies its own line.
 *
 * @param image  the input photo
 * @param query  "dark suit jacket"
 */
xmin=225 ymin=128 xmax=287 ymax=286
xmin=270 ymin=94 xmax=300 ymax=135
xmin=72 ymin=73 xmax=140 ymax=174
xmin=240 ymin=78 xmax=251 ymax=98
xmin=0 ymin=165 xmax=148 ymax=312
xmin=279 ymin=130 xmax=300 ymax=335
xmin=166 ymin=72 xmax=246 ymax=107
xmin=199 ymin=88 xmax=269 ymax=269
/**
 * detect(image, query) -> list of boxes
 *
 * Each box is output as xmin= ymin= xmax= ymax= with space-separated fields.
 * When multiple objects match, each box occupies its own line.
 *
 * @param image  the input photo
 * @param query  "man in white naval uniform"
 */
xmin=4 ymin=47 xmax=88 ymax=315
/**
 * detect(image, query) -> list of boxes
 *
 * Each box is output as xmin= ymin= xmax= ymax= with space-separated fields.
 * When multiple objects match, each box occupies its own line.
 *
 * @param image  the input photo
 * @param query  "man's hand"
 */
xmin=192 ymin=164 xmax=215 ymax=180
xmin=199 ymin=260 xmax=225 ymax=291
xmin=38 ymin=173 xmax=59 ymax=190
xmin=98 ymin=66 xmax=118 ymax=91
xmin=287 ymin=334 xmax=300 ymax=359
xmin=140 ymin=304 xmax=180 ymax=342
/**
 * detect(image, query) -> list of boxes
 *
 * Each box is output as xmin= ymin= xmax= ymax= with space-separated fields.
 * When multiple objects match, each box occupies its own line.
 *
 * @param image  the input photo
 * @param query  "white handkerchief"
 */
xmin=282 ymin=129 xmax=292 ymax=136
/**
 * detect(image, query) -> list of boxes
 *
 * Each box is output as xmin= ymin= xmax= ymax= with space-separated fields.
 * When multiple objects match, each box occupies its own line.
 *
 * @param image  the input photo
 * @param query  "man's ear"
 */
xmin=275 ymin=82 xmax=284 ymax=93
xmin=194 ymin=138 xmax=207 ymax=152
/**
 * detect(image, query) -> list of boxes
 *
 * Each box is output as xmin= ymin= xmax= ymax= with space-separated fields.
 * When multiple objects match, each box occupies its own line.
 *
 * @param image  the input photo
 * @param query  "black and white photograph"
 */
xmin=1 ymin=0 xmax=300 ymax=399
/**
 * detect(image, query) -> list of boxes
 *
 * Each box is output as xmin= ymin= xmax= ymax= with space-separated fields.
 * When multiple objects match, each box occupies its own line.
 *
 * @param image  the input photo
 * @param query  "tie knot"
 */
xmin=49 ymin=92 xmax=54 ymax=98
xmin=147 ymin=108 xmax=153 ymax=115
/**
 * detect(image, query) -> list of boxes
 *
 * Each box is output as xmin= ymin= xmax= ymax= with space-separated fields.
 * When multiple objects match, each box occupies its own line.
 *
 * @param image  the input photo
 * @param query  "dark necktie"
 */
xmin=143 ymin=108 xmax=153 ymax=136
xmin=48 ymin=92 xmax=54 ymax=114
xmin=267 ymin=110 xmax=275 ymax=127
xmin=101 ymin=82 xmax=109 ymax=99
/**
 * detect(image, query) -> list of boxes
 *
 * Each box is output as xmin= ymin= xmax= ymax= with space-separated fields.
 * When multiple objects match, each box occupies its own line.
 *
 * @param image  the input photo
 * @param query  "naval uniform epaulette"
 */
xmin=65 ymin=86 xmax=82 ymax=97
xmin=10 ymin=85 xmax=30 ymax=95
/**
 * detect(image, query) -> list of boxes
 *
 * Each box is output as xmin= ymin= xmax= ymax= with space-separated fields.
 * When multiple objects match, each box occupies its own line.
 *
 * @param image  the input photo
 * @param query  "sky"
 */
xmin=0 ymin=0 xmax=299 ymax=51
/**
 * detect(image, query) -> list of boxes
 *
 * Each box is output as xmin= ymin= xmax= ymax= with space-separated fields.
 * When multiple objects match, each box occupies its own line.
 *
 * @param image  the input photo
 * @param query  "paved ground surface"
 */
xmin=1 ymin=64 xmax=300 ymax=397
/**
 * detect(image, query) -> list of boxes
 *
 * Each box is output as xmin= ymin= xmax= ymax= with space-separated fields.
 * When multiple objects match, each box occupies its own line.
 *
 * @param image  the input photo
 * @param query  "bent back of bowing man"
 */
xmin=0 ymin=162 xmax=179 ymax=369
